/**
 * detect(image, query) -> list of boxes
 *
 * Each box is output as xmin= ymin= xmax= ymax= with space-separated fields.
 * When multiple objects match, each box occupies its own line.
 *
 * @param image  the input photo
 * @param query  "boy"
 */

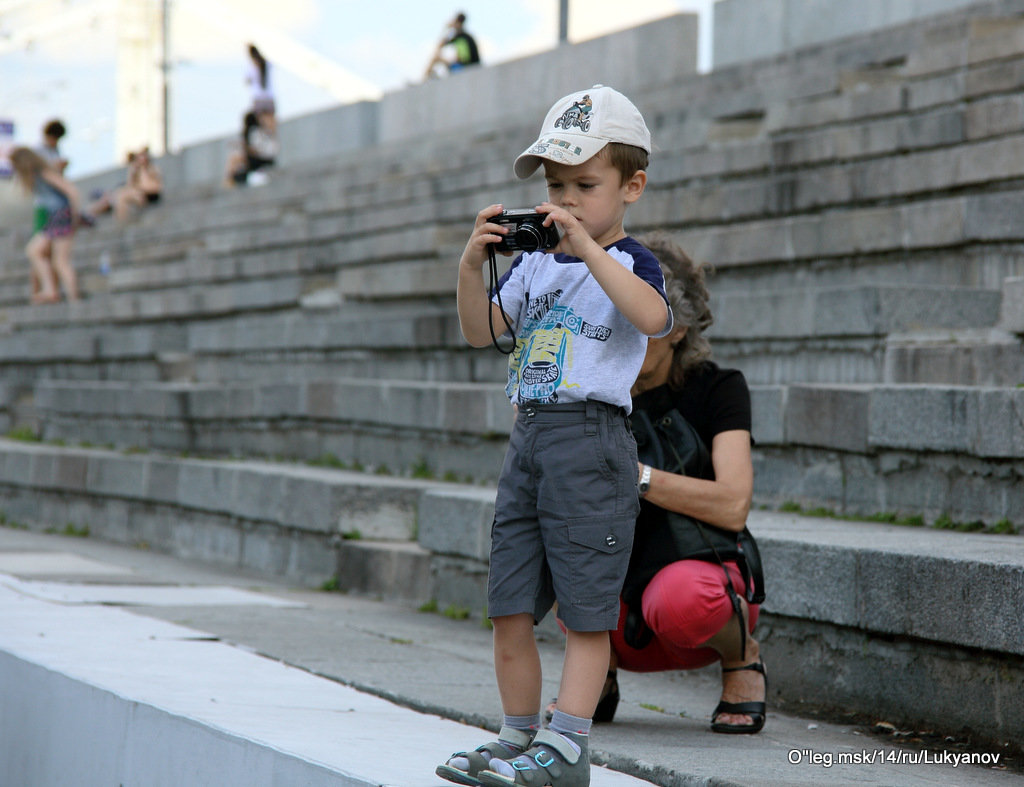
xmin=438 ymin=85 xmax=672 ymax=787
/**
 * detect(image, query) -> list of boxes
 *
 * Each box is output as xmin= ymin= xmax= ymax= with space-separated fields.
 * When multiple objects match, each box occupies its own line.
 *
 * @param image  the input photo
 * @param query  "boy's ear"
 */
xmin=623 ymin=170 xmax=647 ymax=204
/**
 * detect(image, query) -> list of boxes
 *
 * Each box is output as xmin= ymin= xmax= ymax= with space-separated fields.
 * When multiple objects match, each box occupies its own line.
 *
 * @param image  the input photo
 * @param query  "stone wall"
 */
xmin=713 ymin=0 xmax=982 ymax=67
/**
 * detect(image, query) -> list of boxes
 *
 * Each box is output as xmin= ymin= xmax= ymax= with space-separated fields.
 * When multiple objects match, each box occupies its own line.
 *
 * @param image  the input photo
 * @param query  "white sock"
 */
xmin=449 ymin=717 xmax=535 ymax=772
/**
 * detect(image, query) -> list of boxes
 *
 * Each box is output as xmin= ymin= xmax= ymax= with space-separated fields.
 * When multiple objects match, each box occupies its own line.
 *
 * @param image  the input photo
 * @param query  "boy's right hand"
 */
xmin=459 ymin=204 xmax=509 ymax=270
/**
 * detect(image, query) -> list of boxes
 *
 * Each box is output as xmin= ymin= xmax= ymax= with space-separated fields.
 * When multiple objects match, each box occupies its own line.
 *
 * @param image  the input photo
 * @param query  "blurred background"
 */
xmin=0 ymin=0 xmax=715 ymax=178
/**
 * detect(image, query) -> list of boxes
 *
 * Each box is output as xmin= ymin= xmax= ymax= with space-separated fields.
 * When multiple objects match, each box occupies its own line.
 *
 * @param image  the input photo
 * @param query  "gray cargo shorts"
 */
xmin=487 ymin=400 xmax=640 ymax=632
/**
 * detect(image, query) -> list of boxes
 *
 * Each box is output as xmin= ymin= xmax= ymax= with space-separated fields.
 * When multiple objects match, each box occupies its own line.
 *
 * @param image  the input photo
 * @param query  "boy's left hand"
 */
xmin=535 ymin=202 xmax=599 ymax=260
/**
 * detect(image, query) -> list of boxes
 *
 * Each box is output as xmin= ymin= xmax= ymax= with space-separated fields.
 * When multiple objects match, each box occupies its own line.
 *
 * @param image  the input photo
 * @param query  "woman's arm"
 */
xmin=639 ymin=429 xmax=753 ymax=532
xmin=139 ymin=164 xmax=162 ymax=194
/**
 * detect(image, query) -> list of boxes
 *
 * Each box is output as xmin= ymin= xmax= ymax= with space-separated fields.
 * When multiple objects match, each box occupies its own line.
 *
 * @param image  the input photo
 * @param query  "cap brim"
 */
xmin=513 ymin=134 xmax=609 ymax=179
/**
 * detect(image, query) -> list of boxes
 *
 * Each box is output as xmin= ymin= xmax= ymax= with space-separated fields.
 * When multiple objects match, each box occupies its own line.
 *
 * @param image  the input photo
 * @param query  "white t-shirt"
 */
xmin=491 ymin=237 xmax=672 ymax=413
xmin=246 ymin=61 xmax=274 ymax=105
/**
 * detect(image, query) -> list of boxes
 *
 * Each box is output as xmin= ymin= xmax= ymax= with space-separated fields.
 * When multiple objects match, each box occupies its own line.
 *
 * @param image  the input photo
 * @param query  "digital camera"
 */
xmin=493 ymin=209 xmax=560 ymax=253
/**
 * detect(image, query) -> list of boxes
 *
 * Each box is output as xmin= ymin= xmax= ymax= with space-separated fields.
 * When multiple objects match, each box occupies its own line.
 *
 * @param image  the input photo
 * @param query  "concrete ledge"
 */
xmin=0 ymin=583 xmax=583 ymax=787
xmin=746 ymin=382 xmax=1024 ymax=460
xmin=0 ymin=650 xmax=355 ymax=787
xmin=0 ymin=305 xmax=467 ymax=369
xmin=419 ymin=486 xmax=497 ymax=562
xmin=27 ymin=379 xmax=1024 ymax=524
xmin=417 ymin=492 xmax=1024 ymax=657
xmin=711 ymin=285 xmax=1002 ymax=339
xmin=5 ymin=437 xmax=1020 ymax=657
xmin=0 ymin=440 xmax=460 ymax=584
xmin=34 ymin=377 xmax=1024 ymax=460
xmin=1001 ymin=276 xmax=1024 ymax=331
xmin=378 ymin=15 xmax=697 ymax=145
xmin=0 ymin=439 xmax=1021 ymax=749
xmin=883 ymin=329 xmax=1024 ymax=385
xmin=752 ymin=511 xmax=1024 ymax=655
xmin=869 ymin=385 xmax=1024 ymax=456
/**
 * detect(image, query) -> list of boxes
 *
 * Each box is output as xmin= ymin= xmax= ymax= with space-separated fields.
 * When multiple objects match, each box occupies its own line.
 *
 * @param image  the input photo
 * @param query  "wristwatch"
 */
xmin=638 ymin=464 xmax=652 ymax=497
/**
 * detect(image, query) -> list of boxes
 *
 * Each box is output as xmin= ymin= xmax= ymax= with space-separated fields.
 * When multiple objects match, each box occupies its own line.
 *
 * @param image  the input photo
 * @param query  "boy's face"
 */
xmin=543 ymin=152 xmax=645 ymax=248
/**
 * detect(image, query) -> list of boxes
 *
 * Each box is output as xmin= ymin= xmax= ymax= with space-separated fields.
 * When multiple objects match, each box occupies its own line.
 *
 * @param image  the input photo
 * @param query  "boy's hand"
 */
xmin=460 ymin=204 xmax=510 ymax=270
xmin=535 ymin=202 xmax=600 ymax=260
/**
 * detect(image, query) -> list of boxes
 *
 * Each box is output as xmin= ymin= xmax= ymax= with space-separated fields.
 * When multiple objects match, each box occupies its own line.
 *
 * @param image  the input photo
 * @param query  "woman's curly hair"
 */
xmin=638 ymin=232 xmax=714 ymax=389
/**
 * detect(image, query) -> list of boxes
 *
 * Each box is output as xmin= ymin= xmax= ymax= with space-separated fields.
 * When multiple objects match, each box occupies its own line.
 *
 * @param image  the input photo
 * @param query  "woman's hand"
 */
xmin=641 ymin=430 xmax=753 ymax=532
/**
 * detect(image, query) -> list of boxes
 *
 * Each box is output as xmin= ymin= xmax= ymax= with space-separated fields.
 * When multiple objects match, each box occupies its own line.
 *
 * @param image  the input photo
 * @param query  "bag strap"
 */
xmin=658 ymin=411 xmax=748 ymax=660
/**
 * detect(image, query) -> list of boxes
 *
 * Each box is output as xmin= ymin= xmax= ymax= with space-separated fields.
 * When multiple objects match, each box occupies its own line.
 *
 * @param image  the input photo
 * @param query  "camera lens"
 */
xmin=514 ymin=223 xmax=544 ymax=252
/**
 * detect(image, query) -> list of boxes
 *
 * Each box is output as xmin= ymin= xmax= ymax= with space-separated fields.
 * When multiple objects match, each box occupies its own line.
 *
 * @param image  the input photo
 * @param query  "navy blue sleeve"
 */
xmin=488 ymin=253 xmax=525 ymax=299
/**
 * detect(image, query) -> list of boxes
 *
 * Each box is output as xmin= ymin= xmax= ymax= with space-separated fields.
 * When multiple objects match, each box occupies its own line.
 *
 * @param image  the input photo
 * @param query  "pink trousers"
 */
xmin=611 ymin=560 xmax=760 ymax=672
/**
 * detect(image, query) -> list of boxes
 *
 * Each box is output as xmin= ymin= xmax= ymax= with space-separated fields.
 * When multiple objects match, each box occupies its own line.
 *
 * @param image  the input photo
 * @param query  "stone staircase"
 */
xmin=0 ymin=1 xmax=1021 ymax=755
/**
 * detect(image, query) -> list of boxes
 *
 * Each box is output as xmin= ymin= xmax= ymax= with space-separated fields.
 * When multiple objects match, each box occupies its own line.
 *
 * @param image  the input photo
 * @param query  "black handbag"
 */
xmin=623 ymin=406 xmax=765 ymax=651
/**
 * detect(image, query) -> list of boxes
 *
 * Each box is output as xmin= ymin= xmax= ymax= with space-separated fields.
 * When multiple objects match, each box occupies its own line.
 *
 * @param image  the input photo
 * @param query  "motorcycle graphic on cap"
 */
xmin=555 ymin=95 xmax=593 ymax=133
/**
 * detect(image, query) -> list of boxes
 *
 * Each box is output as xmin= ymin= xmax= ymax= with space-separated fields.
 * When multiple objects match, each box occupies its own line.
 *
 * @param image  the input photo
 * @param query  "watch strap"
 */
xmin=638 ymin=464 xmax=652 ymax=496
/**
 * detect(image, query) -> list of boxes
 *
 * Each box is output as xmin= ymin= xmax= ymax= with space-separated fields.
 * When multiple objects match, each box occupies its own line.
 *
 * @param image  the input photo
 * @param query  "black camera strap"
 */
xmin=487 ymin=243 xmax=518 ymax=355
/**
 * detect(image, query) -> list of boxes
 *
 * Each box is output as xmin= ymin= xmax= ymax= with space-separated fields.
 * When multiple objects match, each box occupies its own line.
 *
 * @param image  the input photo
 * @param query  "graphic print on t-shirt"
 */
xmin=507 ymin=290 xmax=611 ymax=403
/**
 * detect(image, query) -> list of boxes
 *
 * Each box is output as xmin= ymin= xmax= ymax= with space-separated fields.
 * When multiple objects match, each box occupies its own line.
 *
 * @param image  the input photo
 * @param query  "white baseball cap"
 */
xmin=513 ymin=84 xmax=652 ymax=179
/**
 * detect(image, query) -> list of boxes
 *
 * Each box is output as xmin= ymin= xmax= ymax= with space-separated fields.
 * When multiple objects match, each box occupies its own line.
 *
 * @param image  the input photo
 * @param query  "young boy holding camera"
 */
xmin=438 ymin=85 xmax=672 ymax=787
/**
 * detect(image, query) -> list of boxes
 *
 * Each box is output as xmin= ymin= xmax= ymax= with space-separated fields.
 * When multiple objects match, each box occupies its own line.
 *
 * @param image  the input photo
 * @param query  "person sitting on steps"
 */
xmin=546 ymin=232 xmax=767 ymax=735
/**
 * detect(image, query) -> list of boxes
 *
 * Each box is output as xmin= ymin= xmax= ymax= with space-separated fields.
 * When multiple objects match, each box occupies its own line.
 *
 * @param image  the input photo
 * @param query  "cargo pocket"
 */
xmin=563 ymin=516 xmax=635 ymax=627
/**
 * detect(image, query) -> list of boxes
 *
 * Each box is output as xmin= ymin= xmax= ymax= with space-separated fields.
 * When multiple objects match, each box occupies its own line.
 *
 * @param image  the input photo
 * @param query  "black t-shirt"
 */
xmin=623 ymin=361 xmax=752 ymax=605
xmin=631 ymin=361 xmax=752 ymax=464
xmin=448 ymin=31 xmax=480 ymax=65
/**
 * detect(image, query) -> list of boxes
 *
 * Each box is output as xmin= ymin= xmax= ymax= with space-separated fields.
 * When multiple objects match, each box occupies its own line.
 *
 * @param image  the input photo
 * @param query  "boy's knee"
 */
xmin=492 ymin=611 xmax=533 ymax=630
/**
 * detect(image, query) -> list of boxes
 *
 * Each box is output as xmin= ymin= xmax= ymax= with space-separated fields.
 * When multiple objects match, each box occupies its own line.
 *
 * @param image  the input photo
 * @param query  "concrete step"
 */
xmin=0 ymin=569 xmax=647 ymax=787
xmin=25 ymin=377 xmax=1024 ymax=526
xmin=0 ymin=442 xmax=1019 ymax=761
xmin=0 ymin=438 xmax=445 ymax=586
xmin=32 ymin=377 xmax=510 ymax=482
xmin=0 ymin=275 xmax=1013 ymax=386
xmin=0 ymin=303 xmax=488 ymax=388
xmin=711 ymin=284 xmax=1004 ymax=338
xmin=0 ymin=276 xmax=308 ymax=330
xmin=884 ymin=328 xmax=1024 ymax=384
xmin=8 ymin=528 xmax=1019 ymax=787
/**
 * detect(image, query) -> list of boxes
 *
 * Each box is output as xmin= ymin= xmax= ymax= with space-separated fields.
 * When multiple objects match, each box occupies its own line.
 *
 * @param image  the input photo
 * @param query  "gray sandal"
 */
xmin=477 ymin=729 xmax=590 ymax=787
xmin=437 ymin=726 xmax=535 ymax=786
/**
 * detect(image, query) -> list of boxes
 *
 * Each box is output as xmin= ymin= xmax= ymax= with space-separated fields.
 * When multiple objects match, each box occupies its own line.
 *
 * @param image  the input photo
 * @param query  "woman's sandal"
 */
xmin=711 ymin=659 xmax=767 ymax=734
xmin=436 ymin=726 xmax=534 ymax=786
xmin=543 ymin=670 xmax=619 ymax=724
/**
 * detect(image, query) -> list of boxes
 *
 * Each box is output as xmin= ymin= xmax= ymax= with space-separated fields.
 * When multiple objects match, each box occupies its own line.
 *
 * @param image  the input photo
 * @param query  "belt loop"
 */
xmin=585 ymin=400 xmax=598 ymax=435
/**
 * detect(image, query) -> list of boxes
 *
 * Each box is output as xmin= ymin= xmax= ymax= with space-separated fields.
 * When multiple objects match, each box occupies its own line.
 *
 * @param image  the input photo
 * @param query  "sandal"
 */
xmin=711 ymin=660 xmax=767 ymax=734
xmin=478 ymin=729 xmax=589 ymax=787
xmin=543 ymin=670 xmax=619 ymax=724
xmin=437 ymin=726 xmax=534 ymax=786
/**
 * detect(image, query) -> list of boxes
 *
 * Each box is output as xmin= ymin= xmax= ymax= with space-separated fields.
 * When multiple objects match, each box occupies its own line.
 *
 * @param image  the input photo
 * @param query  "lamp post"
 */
xmin=161 ymin=0 xmax=170 ymax=153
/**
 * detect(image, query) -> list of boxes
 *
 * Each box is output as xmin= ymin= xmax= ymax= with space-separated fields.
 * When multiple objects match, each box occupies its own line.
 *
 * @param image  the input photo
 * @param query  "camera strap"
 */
xmin=487 ymin=244 xmax=518 ymax=355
